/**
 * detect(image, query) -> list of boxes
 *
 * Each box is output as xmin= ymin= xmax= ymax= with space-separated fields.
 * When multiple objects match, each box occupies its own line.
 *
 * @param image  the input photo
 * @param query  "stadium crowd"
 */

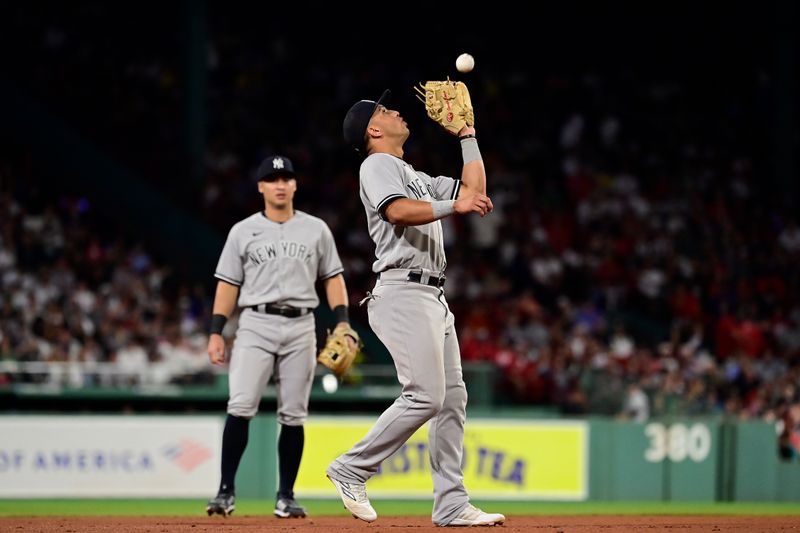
xmin=0 ymin=182 xmax=213 ymax=388
xmin=1 ymin=5 xmax=798 ymax=460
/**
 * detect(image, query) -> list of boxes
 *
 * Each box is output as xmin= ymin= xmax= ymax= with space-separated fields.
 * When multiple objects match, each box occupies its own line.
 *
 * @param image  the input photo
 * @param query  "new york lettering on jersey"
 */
xmin=247 ymin=240 xmax=314 ymax=266
xmin=405 ymin=174 xmax=436 ymax=200
xmin=216 ymin=210 xmax=342 ymax=309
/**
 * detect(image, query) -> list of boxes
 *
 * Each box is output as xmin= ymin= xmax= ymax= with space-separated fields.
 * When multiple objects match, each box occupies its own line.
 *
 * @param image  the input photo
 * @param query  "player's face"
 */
xmin=258 ymin=176 xmax=296 ymax=208
xmin=370 ymin=105 xmax=409 ymax=140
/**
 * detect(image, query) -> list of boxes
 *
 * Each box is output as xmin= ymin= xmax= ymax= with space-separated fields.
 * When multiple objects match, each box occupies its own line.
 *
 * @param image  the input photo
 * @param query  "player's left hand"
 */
xmin=208 ymin=334 xmax=227 ymax=365
xmin=458 ymin=125 xmax=476 ymax=137
xmin=414 ymin=79 xmax=474 ymax=135
xmin=336 ymin=321 xmax=357 ymax=352
xmin=317 ymin=324 xmax=363 ymax=378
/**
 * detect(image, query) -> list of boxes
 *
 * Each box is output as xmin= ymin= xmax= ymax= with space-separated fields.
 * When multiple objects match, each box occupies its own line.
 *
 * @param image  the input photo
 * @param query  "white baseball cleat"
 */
xmin=445 ymin=504 xmax=505 ymax=527
xmin=327 ymin=474 xmax=378 ymax=522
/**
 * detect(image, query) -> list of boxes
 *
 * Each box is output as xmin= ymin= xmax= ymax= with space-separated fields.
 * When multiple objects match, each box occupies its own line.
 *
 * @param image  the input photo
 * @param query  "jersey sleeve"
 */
xmin=361 ymin=154 xmax=407 ymax=221
xmin=214 ymin=227 xmax=244 ymax=286
xmin=317 ymin=223 xmax=344 ymax=280
xmin=428 ymin=173 xmax=461 ymax=201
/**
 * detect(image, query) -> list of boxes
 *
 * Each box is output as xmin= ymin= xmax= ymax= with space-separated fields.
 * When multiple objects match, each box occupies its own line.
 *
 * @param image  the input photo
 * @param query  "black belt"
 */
xmin=377 ymin=271 xmax=446 ymax=288
xmin=250 ymin=304 xmax=310 ymax=318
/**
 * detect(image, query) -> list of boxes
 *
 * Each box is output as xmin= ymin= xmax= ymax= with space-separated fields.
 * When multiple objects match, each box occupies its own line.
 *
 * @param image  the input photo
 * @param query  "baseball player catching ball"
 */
xmin=205 ymin=155 xmax=354 ymax=519
xmin=326 ymin=86 xmax=505 ymax=527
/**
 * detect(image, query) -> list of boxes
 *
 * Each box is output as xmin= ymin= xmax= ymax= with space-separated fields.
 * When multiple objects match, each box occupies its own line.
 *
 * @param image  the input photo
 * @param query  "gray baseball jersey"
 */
xmin=329 ymin=154 xmax=471 ymax=524
xmin=215 ymin=210 xmax=343 ymax=308
xmin=215 ymin=210 xmax=343 ymax=425
xmin=359 ymin=153 xmax=460 ymax=273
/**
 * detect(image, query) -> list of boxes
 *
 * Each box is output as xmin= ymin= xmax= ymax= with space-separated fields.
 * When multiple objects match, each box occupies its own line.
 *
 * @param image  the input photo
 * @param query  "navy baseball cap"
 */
xmin=256 ymin=155 xmax=296 ymax=181
xmin=343 ymin=89 xmax=391 ymax=152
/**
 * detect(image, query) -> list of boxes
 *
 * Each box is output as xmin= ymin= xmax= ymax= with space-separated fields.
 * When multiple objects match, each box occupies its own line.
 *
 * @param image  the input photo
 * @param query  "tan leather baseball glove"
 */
xmin=414 ymin=78 xmax=474 ymax=135
xmin=317 ymin=324 xmax=362 ymax=378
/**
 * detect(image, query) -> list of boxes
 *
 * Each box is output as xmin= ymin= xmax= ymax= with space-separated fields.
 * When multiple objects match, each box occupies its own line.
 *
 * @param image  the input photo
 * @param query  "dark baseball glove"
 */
xmin=414 ymin=78 xmax=474 ymax=135
xmin=317 ymin=324 xmax=362 ymax=378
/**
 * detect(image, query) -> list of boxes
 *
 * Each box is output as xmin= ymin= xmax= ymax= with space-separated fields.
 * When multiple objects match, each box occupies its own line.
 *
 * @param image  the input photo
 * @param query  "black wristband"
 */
xmin=459 ymin=133 xmax=476 ymax=140
xmin=210 ymin=314 xmax=227 ymax=335
xmin=333 ymin=305 xmax=349 ymax=324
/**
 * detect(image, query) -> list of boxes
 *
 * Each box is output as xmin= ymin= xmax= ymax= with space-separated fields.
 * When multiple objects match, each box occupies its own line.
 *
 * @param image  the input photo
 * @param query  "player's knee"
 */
xmin=227 ymin=407 xmax=256 ymax=419
xmin=277 ymin=411 xmax=307 ymax=426
xmin=429 ymin=398 xmax=445 ymax=416
xmin=416 ymin=389 xmax=446 ymax=416
xmin=277 ymin=402 xmax=308 ymax=426
xmin=433 ymin=390 xmax=448 ymax=413
xmin=227 ymin=396 xmax=260 ymax=418
xmin=444 ymin=382 xmax=468 ymax=411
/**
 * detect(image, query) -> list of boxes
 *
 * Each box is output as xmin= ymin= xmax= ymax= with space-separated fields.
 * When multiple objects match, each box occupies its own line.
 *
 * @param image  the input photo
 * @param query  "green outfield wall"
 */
xmin=234 ymin=417 xmax=793 ymax=502
xmin=0 ymin=415 xmax=794 ymax=501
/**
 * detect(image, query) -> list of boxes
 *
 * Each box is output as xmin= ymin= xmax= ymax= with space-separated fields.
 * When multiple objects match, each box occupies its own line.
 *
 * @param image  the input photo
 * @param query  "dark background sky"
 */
xmin=0 ymin=1 xmax=795 ymax=237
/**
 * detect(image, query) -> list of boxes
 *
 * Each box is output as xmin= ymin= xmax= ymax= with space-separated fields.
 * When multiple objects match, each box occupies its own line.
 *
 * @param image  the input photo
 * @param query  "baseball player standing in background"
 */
xmin=205 ymin=155 xmax=352 ymax=519
xmin=326 ymin=89 xmax=505 ymax=527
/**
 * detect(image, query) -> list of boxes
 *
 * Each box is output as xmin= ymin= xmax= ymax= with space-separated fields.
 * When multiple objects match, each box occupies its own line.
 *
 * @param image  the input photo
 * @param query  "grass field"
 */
xmin=1 ymin=499 xmax=799 ymax=517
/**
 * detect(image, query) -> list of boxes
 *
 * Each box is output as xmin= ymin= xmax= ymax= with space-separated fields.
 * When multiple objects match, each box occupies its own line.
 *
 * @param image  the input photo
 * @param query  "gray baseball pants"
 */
xmin=227 ymin=309 xmax=315 ymax=425
xmin=327 ymin=272 xmax=469 ymax=525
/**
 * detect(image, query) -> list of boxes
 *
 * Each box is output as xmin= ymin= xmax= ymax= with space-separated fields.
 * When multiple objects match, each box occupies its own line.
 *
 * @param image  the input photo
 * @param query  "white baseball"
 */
xmin=456 ymin=53 xmax=474 ymax=73
xmin=322 ymin=373 xmax=339 ymax=393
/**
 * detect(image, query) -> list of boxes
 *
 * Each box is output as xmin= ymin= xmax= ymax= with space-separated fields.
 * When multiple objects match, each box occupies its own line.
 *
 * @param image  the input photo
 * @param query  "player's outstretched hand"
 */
xmin=208 ymin=334 xmax=226 ymax=365
xmin=454 ymin=193 xmax=493 ymax=217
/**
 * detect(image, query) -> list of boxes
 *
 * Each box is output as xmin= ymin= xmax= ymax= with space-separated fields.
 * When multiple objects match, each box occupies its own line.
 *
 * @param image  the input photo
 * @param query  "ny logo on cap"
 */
xmin=272 ymin=157 xmax=285 ymax=170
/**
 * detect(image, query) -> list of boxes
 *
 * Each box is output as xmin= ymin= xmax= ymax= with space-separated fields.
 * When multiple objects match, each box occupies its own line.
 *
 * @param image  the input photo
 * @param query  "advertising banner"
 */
xmin=0 ymin=416 xmax=222 ymax=497
xmin=296 ymin=417 xmax=588 ymax=500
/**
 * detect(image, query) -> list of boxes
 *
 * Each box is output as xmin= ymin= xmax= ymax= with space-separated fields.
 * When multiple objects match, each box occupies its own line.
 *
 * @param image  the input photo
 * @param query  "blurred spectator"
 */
xmin=620 ymin=381 xmax=650 ymax=423
xmin=1 ymin=6 xmax=798 ymax=452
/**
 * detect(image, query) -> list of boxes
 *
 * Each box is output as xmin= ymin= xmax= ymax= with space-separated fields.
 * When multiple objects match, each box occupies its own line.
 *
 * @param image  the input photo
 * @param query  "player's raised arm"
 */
xmin=456 ymin=125 xmax=486 ymax=196
xmin=415 ymin=79 xmax=485 ymax=197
